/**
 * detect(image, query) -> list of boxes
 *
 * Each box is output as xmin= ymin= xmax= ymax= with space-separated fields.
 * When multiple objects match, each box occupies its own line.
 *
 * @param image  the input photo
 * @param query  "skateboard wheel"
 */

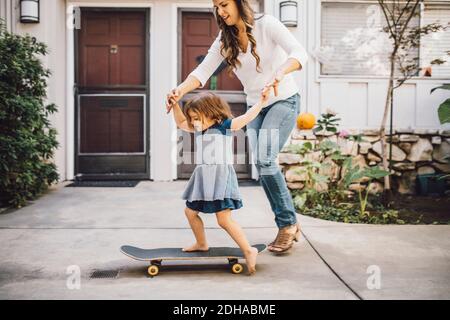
xmin=231 ymin=263 xmax=243 ymax=274
xmin=148 ymin=265 xmax=159 ymax=276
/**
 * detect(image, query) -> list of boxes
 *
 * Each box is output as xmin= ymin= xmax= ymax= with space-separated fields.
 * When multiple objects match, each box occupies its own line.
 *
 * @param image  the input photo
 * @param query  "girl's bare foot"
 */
xmin=182 ymin=243 xmax=209 ymax=252
xmin=244 ymin=247 xmax=258 ymax=275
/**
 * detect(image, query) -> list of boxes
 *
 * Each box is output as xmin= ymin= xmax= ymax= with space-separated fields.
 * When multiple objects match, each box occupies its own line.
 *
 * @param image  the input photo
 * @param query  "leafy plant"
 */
xmin=292 ymin=160 xmax=329 ymax=190
xmin=340 ymin=159 xmax=391 ymax=217
xmin=0 ymin=21 xmax=59 ymax=208
xmin=289 ymin=109 xmax=404 ymax=224
xmin=430 ymin=84 xmax=450 ymax=124
xmin=317 ymin=139 xmax=339 ymax=155
xmin=313 ymin=112 xmax=341 ymax=134
xmin=348 ymin=134 xmax=364 ymax=143
xmin=282 ymin=141 xmax=313 ymax=155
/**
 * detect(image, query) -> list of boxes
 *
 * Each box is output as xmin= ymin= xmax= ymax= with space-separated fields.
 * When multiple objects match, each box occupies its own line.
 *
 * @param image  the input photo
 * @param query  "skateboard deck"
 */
xmin=120 ymin=244 xmax=266 ymax=276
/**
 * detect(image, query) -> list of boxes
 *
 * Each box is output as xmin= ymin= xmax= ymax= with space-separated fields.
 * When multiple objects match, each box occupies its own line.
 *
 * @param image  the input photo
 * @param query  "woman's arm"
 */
xmin=177 ymin=75 xmax=202 ymax=97
xmin=172 ymin=102 xmax=194 ymax=132
xmin=266 ymin=15 xmax=309 ymax=71
xmin=264 ymin=58 xmax=301 ymax=96
xmin=262 ymin=15 xmax=309 ymax=96
xmin=277 ymin=58 xmax=301 ymax=76
xmin=166 ymin=31 xmax=224 ymax=113
xmin=187 ymin=31 xmax=224 ymax=89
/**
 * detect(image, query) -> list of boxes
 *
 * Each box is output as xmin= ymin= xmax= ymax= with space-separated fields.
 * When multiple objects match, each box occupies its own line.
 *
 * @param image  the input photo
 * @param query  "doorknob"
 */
xmin=110 ymin=45 xmax=118 ymax=54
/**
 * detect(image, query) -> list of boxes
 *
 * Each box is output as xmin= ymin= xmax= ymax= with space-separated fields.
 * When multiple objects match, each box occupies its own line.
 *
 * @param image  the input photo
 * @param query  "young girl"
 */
xmin=170 ymin=90 xmax=269 ymax=275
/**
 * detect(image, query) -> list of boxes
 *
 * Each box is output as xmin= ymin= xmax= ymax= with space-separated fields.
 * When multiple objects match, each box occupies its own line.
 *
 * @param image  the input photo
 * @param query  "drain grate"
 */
xmin=89 ymin=269 xmax=120 ymax=279
xmin=66 ymin=180 xmax=140 ymax=188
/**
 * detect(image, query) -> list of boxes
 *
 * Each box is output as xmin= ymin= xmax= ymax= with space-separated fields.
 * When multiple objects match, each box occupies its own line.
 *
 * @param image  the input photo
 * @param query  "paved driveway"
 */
xmin=0 ymin=181 xmax=448 ymax=299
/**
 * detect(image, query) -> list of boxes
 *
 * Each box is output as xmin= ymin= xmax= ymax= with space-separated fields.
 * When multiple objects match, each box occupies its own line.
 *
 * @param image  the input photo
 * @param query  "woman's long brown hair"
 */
xmin=214 ymin=0 xmax=263 ymax=74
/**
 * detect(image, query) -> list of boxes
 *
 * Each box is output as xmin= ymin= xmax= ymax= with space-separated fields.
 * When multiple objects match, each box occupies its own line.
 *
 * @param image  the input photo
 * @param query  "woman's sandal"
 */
xmin=268 ymin=224 xmax=301 ymax=253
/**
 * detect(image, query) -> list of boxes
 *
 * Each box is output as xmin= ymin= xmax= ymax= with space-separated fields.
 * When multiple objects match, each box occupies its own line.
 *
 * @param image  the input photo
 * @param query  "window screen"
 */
xmin=320 ymin=1 xmax=420 ymax=76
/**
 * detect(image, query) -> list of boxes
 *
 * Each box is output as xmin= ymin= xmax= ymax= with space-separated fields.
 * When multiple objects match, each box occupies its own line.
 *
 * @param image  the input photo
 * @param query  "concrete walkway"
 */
xmin=0 ymin=181 xmax=448 ymax=299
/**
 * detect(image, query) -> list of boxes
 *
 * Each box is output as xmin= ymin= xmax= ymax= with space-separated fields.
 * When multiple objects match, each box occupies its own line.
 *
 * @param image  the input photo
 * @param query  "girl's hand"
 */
xmin=166 ymin=88 xmax=183 ymax=114
xmin=262 ymin=70 xmax=285 ymax=97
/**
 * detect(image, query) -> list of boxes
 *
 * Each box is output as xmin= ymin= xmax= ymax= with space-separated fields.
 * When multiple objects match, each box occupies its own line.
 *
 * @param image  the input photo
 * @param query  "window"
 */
xmin=319 ymin=1 xmax=449 ymax=78
xmin=421 ymin=3 xmax=450 ymax=78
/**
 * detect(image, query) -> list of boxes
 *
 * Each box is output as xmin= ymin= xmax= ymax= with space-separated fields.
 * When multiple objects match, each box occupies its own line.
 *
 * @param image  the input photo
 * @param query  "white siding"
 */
xmin=416 ymin=82 xmax=450 ymax=127
xmin=305 ymin=0 xmax=450 ymax=131
xmin=320 ymin=82 xmax=368 ymax=127
xmin=421 ymin=3 xmax=450 ymax=78
xmin=0 ymin=0 xmax=17 ymax=33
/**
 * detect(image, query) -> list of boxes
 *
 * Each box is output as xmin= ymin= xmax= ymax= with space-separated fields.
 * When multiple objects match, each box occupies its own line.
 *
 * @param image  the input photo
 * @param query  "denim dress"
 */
xmin=181 ymin=118 xmax=243 ymax=213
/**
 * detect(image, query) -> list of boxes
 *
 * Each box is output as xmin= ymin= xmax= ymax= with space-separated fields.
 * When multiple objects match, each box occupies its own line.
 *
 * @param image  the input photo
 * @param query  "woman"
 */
xmin=166 ymin=0 xmax=309 ymax=253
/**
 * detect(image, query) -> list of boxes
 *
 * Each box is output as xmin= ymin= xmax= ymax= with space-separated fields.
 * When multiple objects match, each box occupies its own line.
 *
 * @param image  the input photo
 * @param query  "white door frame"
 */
xmin=65 ymin=1 xmax=154 ymax=180
xmin=171 ymin=1 xmax=261 ymax=180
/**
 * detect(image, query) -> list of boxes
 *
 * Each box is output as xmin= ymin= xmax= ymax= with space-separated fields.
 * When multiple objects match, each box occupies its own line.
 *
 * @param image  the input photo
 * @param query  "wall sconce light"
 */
xmin=20 ymin=0 xmax=40 ymax=23
xmin=280 ymin=1 xmax=298 ymax=27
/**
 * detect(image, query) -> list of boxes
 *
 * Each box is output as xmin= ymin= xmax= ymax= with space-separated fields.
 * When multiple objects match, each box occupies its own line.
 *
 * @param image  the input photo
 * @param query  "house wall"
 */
xmin=5 ymin=0 xmax=68 ymax=181
xmin=5 ymin=0 xmax=445 ymax=183
xmin=0 ymin=0 xmax=17 ymax=32
xmin=2 ymin=0 xmax=264 ymax=182
xmin=64 ymin=0 xmax=262 ymax=182
xmin=304 ymin=0 xmax=450 ymax=131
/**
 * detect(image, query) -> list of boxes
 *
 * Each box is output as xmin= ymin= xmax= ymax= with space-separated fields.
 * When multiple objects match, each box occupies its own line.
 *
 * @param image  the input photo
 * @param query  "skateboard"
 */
xmin=120 ymin=244 xmax=266 ymax=276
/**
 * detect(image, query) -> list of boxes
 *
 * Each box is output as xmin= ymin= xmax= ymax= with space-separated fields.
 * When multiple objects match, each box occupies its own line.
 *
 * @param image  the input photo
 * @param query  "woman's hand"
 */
xmin=260 ymin=87 xmax=270 ymax=105
xmin=165 ymin=87 xmax=183 ymax=114
xmin=262 ymin=70 xmax=285 ymax=97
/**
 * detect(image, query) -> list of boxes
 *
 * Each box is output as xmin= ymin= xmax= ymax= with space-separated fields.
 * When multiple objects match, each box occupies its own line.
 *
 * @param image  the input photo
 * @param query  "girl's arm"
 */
xmin=172 ymin=102 xmax=194 ymax=132
xmin=230 ymin=93 xmax=269 ymax=131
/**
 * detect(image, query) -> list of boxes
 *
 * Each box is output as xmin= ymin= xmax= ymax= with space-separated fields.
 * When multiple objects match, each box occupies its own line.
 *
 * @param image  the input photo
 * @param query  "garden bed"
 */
xmin=391 ymin=193 xmax=450 ymax=224
xmin=295 ymin=192 xmax=450 ymax=225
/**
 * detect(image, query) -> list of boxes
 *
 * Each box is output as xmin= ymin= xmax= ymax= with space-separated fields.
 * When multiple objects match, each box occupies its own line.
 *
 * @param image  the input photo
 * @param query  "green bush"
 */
xmin=0 ymin=21 xmax=59 ymax=208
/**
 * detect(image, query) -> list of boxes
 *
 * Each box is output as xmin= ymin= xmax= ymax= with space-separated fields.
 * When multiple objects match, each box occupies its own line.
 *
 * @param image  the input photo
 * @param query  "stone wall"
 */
xmin=278 ymin=128 xmax=450 ymax=194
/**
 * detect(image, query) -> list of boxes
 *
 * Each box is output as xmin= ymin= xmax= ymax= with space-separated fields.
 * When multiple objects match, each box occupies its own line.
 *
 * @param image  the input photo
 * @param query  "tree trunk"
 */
xmin=380 ymin=53 xmax=396 ymax=205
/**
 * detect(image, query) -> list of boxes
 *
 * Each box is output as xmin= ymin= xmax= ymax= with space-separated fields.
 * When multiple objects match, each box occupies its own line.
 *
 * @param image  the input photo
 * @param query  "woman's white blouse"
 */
xmin=188 ymin=14 xmax=309 ymax=107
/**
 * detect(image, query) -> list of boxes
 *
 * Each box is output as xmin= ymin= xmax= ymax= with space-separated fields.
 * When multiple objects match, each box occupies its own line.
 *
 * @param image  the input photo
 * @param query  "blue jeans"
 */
xmin=246 ymin=93 xmax=300 ymax=229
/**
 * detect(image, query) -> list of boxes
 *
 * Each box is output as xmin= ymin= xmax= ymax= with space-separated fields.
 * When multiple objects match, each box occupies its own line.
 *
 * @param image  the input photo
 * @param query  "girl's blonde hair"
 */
xmin=182 ymin=92 xmax=233 ymax=128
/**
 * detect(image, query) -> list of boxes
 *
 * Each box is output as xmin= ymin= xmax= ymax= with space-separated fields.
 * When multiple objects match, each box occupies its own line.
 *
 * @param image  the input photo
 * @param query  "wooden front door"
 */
xmin=75 ymin=9 xmax=149 ymax=179
xmin=178 ymin=11 xmax=251 ymax=179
